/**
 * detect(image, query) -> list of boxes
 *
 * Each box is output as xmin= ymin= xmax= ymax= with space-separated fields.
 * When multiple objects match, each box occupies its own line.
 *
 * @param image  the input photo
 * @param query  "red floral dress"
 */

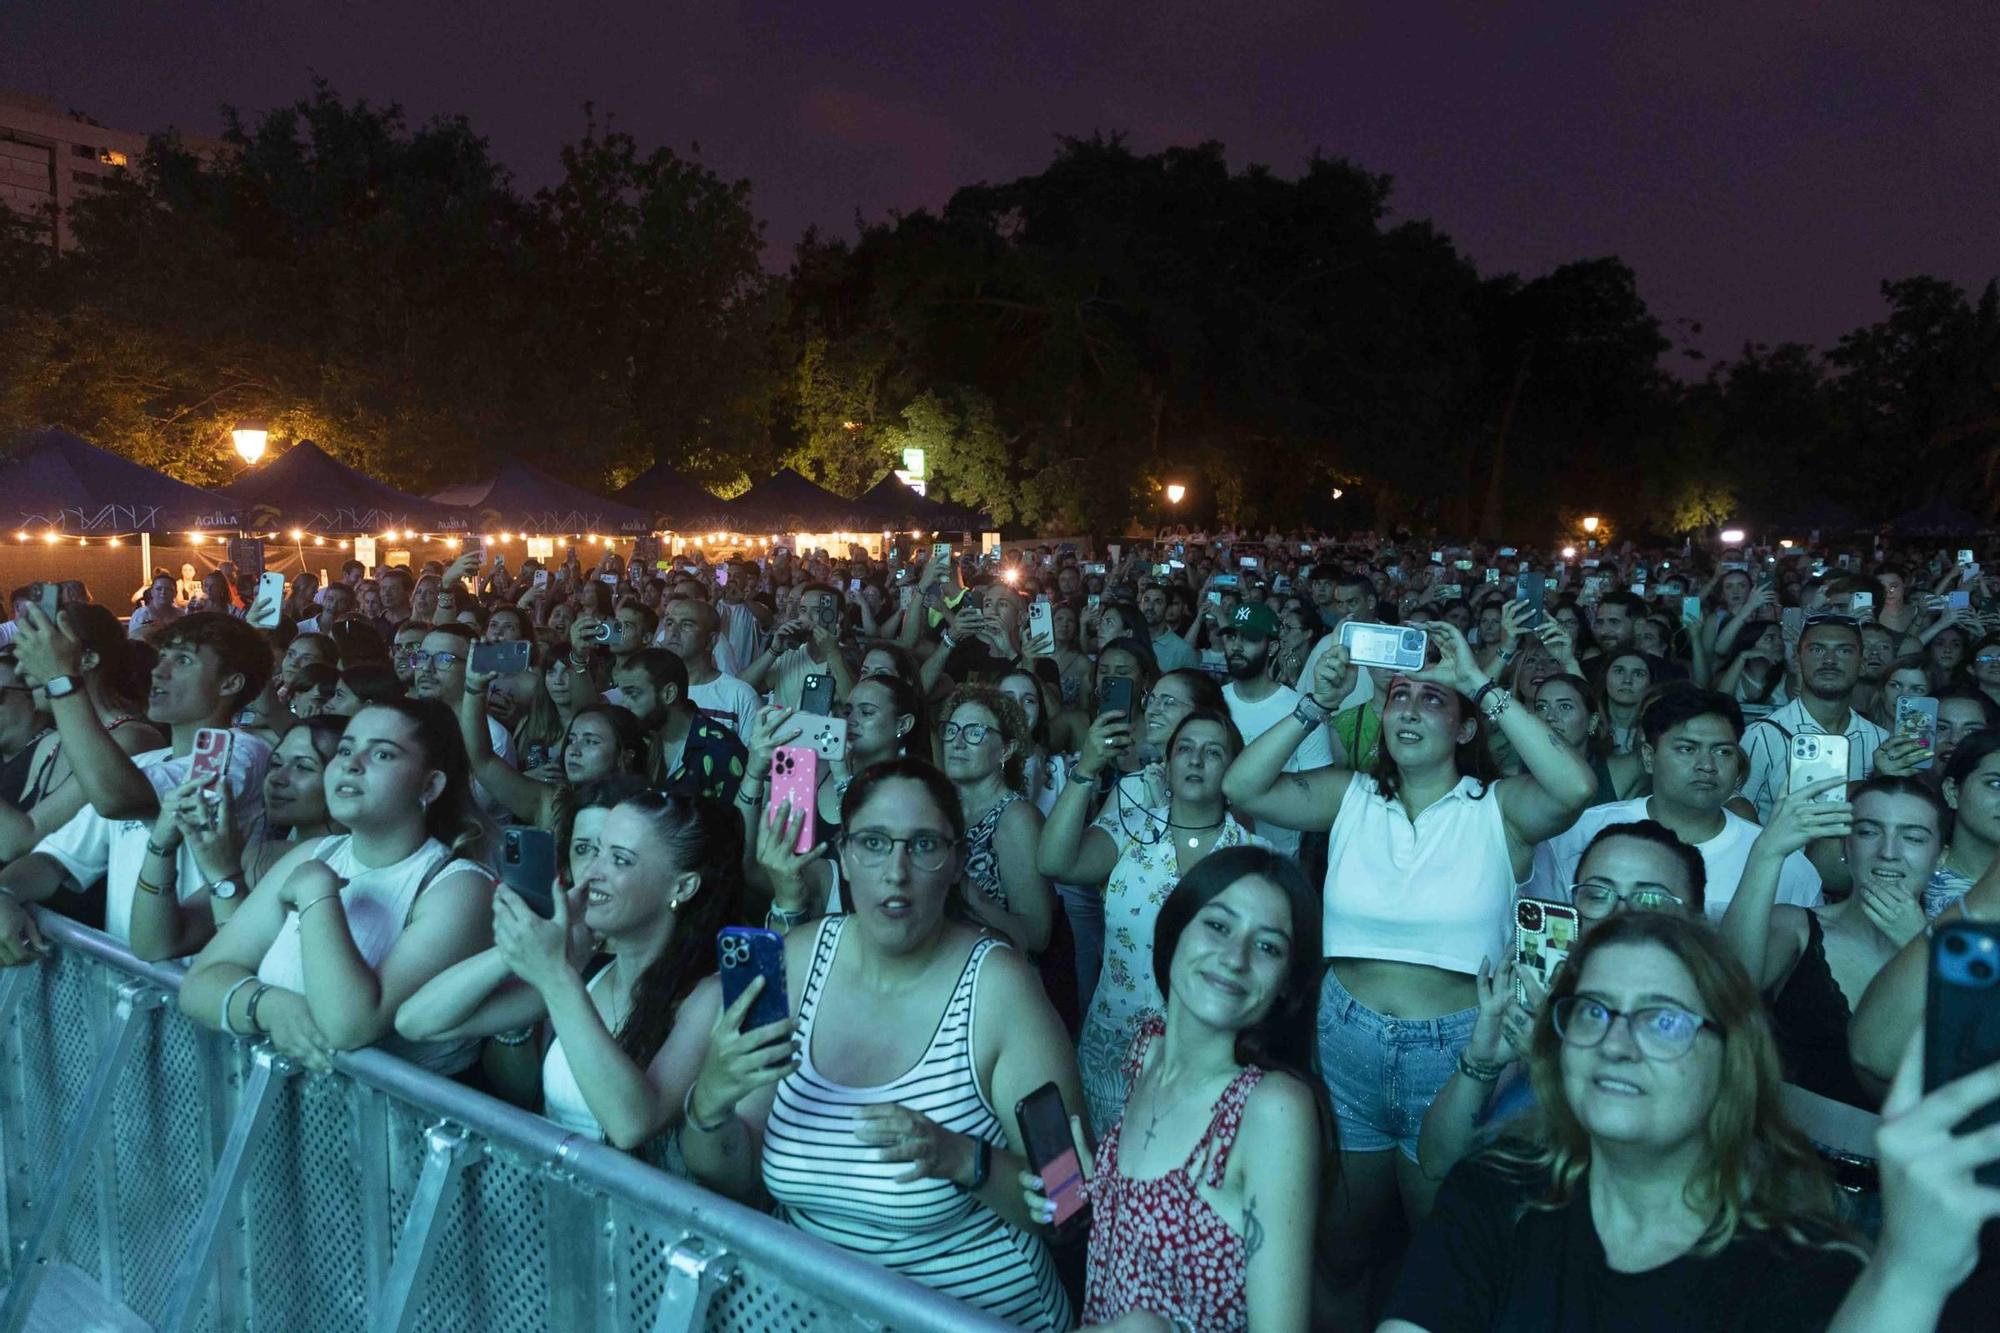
xmin=1082 ymin=1015 xmax=1262 ymax=1331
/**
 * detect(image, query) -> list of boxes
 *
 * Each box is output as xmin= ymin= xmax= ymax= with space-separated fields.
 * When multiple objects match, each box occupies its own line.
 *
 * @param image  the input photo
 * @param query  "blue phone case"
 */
xmin=718 ymin=927 xmax=789 ymax=1032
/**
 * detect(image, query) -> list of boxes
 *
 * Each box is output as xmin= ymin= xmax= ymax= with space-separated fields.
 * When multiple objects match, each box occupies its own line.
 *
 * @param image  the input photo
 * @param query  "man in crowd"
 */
xmin=742 ymin=582 xmax=844 ymax=709
xmin=612 ymin=647 xmax=746 ymax=801
xmin=658 ymin=594 xmax=760 ymax=737
xmin=1138 ymin=582 xmax=1196 ymax=672
xmin=1740 ymin=615 xmax=1886 ymax=820
xmin=1219 ymin=602 xmax=1329 ymax=858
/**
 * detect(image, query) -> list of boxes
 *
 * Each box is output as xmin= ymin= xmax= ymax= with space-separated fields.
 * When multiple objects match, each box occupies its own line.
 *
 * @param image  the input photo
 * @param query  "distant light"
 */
xmin=1165 ymin=483 xmax=1187 ymax=506
xmin=1331 ymin=488 xmax=1345 ymax=500
xmin=41 ymin=531 xmax=58 ymax=544
xmin=231 ymin=422 xmax=268 ymax=466
xmin=1561 ymin=545 xmax=1578 ymax=560
xmin=1000 ymin=567 xmax=1020 ymax=584
xmin=338 ymin=540 xmax=350 ymax=550
xmin=1720 ymin=528 xmax=1746 ymax=546
xmin=401 ymin=529 xmax=413 ymax=541
xmin=842 ymin=421 xmax=862 ymax=431
xmin=1779 ymin=539 xmax=1795 ymax=549
xmin=13 ymin=532 xmax=23 ymax=542
xmin=108 ymin=537 xmax=120 ymax=547
xmin=288 ymin=528 xmax=303 ymax=541
xmin=1581 ymin=515 xmax=1601 ymax=534
xmin=313 ymin=536 xmax=325 ymax=547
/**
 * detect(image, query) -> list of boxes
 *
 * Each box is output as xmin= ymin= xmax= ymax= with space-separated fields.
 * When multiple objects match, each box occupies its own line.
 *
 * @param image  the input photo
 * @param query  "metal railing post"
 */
xmin=0 ymin=977 xmax=162 ymax=1333
xmin=646 ymin=1235 xmax=739 ymax=1333
xmin=370 ymin=1121 xmax=472 ymax=1333
xmin=0 ymin=968 xmax=31 ymax=1280
xmin=354 ymin=1084 xmax=394 ymax=1324
xmin=156 ymin=1045 xmax=293 ymax=1333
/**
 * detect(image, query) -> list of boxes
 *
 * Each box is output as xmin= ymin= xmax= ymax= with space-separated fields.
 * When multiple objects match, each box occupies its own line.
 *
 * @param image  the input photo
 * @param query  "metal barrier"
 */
xmin=1 ymin=911 xmax=1018 ymax=1333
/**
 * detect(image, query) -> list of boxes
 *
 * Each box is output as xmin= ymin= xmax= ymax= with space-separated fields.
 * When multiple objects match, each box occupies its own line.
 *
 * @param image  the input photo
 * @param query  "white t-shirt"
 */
xmin=688 ymin=673 xmax=761 ymax=740
xmin=1524 ymin=795 xmax=1822 ymax=920
xmin=1222 ymin=680 xmax=1332 ymax=858
xmin=36 ymin=732 xmax=273 ymax=943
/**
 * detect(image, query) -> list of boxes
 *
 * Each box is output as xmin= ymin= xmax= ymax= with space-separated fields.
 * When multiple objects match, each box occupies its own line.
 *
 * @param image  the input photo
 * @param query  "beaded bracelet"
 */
xmin=1457 ymin=1051 xmax=1507 ymax=1083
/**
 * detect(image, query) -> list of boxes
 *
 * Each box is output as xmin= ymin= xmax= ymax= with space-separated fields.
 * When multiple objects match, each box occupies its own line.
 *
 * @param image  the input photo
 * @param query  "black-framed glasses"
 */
xmin=408 ymin=651 xmax=462 ymax=671
xmin=941 ymin=721 xmax=995 ymax=746
xmin=842 ymin=831 xmax=957 ymax=872
xmin=1551 ymin=995 xmax=1720 ymax=1060
xmin=1975 ymin=654 xmax=2000 ymax=667
xmin=1570 ymin=883 xmax=1685 ymax=919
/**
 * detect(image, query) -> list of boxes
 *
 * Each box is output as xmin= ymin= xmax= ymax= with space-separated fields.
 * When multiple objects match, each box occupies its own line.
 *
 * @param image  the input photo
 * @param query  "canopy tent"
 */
xmin=611 ymin=461 xmax=737 ymax=531
xmin=431 ymin=459 xmax=656 ymax=535
xmin=0 ymin=427 xmax=238 ymax=534
xmin=858 ymin=474 xmax=990 ymax=531
xmin=224 ymin=440 xmax=469 ymax=535
xmin=1886 ymin=496 xmax=1985 ymax=537
xmin=721 ymin=469 xmax=888 ymax=533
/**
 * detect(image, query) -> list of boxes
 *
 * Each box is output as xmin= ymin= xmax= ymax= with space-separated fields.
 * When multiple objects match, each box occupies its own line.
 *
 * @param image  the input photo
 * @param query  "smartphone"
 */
xmin=189 ymin=726 xmax=233 ymax=789
xmin=1083 ymin=562 xmax=1106 ymax=576
xmin=1299 ymin=543 xmax=1313 ymax=556
xmin=1086 ymin=593 xmax=1100 ymax=609
xmin=468 ymin=639 xmax=530 ymax=676
xmin=1434 ymin=583 xmax=1463 ymax=602
xmin=1959 ymin=549 xmax=1976 ymax=567
xmin=34 ymin=581 xmax=60 ymax=620
xmin=1027 ymin=598 xmax=1053 ymax=644
xmin=1850 ymin=591 xmax=1875 ymax=620
xmin=1516 ymin=572 xmax=1547 ymax=628
xmin=799 ymin=672 xmax=836 ymax=717
xmin=1925 ymin=921 xmax=2000 ymax=1185
xmin=1514 ymin=898 xmax=1580 ymax=1004
xmin=1239 ymin=556 xmax=1260 ymax=571
xmin=1099 ymin=676 xmax=1135 ymax=721
xmin=599 ymin=573 xmax=618 ymax=585
xmin=768 ymin=745 xmax=819 ymax=855
xmin=1340 ymin=621 xmax=1428 ymax=671
xmin=1674 ymin=595 xmax=1700 ymax=626
xmin=1213 ymin=573 xmax=1239 ymax=591
xmin=1016 ymin=1081 xmax=1090 ymax=1236
xmin=1896 ymin=696 xmax=1940 ymax=771
xmin=931 ymin=542 xmax=952 ymax=565
xmin=1787 ymin=733 xmax=1850 ymax=800
xmin=1781 ymin=606 xmax=1805 ymax=639
xmin=718 ymin=926 xmax=790 ymax=1033
xmin=533 ymin=570 xmax=550 ymax=589
xmin=500 ymin=826 xmax=558 ymax=918
xmin=1483 ymin=567 xmax=1500 ymax=585
xmin=1452 ymin=559 xmax=1473 ymax=572
xmin=1948 ymin=590 xmax=1972 ymax=611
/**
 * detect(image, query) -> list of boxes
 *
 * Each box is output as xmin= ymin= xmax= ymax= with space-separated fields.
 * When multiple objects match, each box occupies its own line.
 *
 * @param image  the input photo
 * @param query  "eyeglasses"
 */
xmin=1975 ymin=654 xmax=2000 ymax=667
xmin=407 ymin=651 xmax=462 ymax=671
xmin=1570 ymin=883 xmax=1685 ymax=919
xmin=941 ymin=721 xmax=995 ymax=746
xmin=1803 ymin=614 xmax=1858 ymax=629
xmin=842 ymin=831 xmax=957 ymax=872
xmin=1551 ymin=995 xmax=1720 ymax=1060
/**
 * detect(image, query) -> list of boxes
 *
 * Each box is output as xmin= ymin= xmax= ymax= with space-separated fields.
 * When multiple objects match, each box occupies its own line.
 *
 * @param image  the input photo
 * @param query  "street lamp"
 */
xmin=1165 ymin=483 xmax=1186 ymax=506
xmin=231 ymin=421 xmax=268 ymax=466
xmin=1581 ymin=515 xmax=1601 ymax=534
xmin=1720 ymin=527 xmax=1746 ymax=546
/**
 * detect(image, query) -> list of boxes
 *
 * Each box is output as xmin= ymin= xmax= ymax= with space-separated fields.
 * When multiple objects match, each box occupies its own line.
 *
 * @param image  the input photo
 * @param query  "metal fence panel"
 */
xmin=3 ymin=915 xmax=1018 ymax=1333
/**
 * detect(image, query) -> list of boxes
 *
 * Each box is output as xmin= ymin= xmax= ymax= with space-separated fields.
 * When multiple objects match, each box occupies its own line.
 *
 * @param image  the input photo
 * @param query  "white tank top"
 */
xmin=257 ymin=834 xmax=488 ymax=1073
xmin=1322 ymin=774 xmax=1517 ymax=974
xmin=542 ymin=966 xmax=615 ymax=1138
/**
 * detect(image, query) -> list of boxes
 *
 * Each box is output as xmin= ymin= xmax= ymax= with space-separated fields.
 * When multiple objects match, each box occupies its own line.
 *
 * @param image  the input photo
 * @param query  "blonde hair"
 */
xmin=1487 ymin=911 xmax=1857 ymax=1258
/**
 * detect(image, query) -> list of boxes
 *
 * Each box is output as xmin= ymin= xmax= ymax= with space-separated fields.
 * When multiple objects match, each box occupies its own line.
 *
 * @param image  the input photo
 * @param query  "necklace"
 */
xmin=1166 ymin=815 xmax=1224 ymax=850
xmin=1139 ymin=1062 xmax=1231 ymax=1151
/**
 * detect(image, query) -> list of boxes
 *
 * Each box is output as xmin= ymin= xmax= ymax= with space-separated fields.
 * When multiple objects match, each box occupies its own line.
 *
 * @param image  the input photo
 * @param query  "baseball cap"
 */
xmin=1229 ymin=603 xmax=1280 ymax=640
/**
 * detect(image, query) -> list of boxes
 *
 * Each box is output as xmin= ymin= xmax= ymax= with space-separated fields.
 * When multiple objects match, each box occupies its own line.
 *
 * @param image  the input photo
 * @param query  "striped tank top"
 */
xmin=761 ymin=916 xmax=1072 ymax=1331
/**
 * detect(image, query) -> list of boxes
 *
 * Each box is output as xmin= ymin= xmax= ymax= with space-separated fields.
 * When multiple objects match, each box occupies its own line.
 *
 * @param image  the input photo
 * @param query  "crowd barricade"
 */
xmin=0 ymin=911 xmax=1016 ymax=1333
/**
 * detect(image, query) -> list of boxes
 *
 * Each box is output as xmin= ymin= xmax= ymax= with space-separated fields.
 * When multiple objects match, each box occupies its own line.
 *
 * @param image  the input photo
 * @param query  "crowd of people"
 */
xmin=1 ymin=527 xmax=1998 ymax=1331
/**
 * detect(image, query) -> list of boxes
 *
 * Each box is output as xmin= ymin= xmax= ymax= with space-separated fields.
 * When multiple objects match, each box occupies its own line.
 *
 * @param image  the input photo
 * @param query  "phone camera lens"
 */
xmin=1972 ymin=959 xmax=1996 ymax=983
xmin=1945 ymin=933 xmax=1969 ymax=956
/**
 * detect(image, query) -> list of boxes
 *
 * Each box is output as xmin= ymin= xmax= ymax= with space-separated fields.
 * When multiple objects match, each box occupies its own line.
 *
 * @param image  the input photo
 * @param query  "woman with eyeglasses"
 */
xmin=1043 ymin=704 xmax=1261 ymax=1134
xmin=1964 ymin=633 xmax=2000 ymax=708
xmin=1223 ymin=621 xmax=1594 ymax=1325
xmin=678 ymin=759 xmax=1081 ymax=1330
xmin=399 ymin=792 xmax=742 ymax=1159
xmin=1416 ymin=820 xmax=1704 ymax=1192
xmin=1381 ymin=912 xmax=1862 ymax=1333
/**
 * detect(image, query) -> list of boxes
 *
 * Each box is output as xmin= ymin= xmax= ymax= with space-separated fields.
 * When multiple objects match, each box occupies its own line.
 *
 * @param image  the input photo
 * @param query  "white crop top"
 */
xmin=1321 ymin=774 xmax=1518 ymax=974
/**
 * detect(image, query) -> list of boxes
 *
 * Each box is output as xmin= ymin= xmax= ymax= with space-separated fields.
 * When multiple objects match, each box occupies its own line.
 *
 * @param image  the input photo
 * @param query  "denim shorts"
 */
xmin=1317 ymin=965 xmax=1478 ymax=1162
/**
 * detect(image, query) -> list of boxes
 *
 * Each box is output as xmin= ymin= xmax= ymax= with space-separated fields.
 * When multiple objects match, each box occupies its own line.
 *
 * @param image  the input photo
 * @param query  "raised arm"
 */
xmin=15 ymin=606 xmax=159 ymax=820
xmin=1718 ymin=783 xmax=1847 ymax=989
xmin=1220 ymin=646 xmax=1353 ymax=833
xmin=1036 ymin=715 xmax=1126 ymax=883
xmin=457 ymin=676 xmax=556 ymax=828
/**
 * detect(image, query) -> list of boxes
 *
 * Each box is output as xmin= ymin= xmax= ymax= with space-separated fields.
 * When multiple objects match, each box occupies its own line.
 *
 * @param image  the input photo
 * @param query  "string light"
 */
xmin=41 ymin=532 xmax=58 ymax=544
xmin=289 ymin=529 xmax=303 ymax=541
xmin=108 ymin=537 xmax=121 ymax=547
xmin=313 ymin=536 xmax=325 ymax=547
xmin=401 ymin=530 xmax=413 ymax=541
xmin=13 ymin=532 xmax=24 ymax=542
xmin=338 ymin=540 xmax=350 ymax=550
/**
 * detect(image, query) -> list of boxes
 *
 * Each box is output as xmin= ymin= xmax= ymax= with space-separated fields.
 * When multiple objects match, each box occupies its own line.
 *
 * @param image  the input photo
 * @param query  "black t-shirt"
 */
xmin=1385 ymin=1159 xmax=1861 ymax=1333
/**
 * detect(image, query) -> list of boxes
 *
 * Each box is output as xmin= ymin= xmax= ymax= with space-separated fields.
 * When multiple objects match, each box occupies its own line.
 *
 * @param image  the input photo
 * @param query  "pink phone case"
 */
xmin=188 ymin=727 xmax=232 ymax=788
xmin=768 ymin=745 xmax=819 ymax=855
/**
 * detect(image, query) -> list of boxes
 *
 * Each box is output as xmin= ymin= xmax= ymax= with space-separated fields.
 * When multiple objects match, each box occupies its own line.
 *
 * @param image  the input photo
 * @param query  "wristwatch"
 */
xmin=209 ymin=875 xmax=244 ymax=901
xmin=43 ymin=675 xmax=81 ymax=701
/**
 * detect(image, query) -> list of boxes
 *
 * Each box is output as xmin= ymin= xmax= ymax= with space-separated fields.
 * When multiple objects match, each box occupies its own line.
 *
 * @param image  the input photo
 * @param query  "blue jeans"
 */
xmin=1317 ymin=965 xmax=1478 ymax=1162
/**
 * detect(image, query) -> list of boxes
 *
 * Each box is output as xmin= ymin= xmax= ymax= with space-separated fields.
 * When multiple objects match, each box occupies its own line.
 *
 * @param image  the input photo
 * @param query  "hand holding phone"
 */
xmin=1017 ymin=1082 xmax=1091 ymax=1236
xmin=1925 ymin=922 xmax=2000 ymax=1186
xmin=718 ymin=926 xmax=790 ymax=1033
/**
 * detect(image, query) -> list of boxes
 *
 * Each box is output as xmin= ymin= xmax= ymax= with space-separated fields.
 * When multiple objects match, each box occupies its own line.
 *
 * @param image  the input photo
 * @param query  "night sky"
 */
xmin=5 ymin=2 xmax=1994 ymax=363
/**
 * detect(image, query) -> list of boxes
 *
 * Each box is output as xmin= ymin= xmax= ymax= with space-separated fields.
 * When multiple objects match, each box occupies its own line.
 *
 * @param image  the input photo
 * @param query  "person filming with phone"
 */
xmin=674 ymin=758 xmax=1082 ymax=1330
xmin=398 ymin=793 xmax=742 ymax=1159
xmin=0 ymin=611 xmax=270 ymax=964
xmin=1222 ymin=619 xmax=1594 ymax=1323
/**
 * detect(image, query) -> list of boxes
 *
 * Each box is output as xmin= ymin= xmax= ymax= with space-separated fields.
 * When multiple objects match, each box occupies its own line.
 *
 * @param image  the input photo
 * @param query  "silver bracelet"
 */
xmin=1291 ymin=696 xmax=1331 ymax=728
xmin=681 ymin=1082 xmax=735 ymax=1134
xmin=219 ymin=975 xmax=259 ymax=1037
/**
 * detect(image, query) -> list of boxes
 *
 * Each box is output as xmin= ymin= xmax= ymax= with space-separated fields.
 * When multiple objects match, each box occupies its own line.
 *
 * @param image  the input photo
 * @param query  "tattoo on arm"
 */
xmin=1241 ymin=1192 xmax=1265 ymax=1262
xmin=1285 ymin=773 xmax=1310 ymax=794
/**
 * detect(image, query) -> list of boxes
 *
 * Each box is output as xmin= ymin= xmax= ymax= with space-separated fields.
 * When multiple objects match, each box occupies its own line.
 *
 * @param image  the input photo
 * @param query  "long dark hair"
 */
xmin=64 ymin=601 xmax=154 ymax=708
xmin=346 ymin=698 xmax=487 ymax=860
xmin=1367 ymin=680 xmax=1498 ymax=802
xmin=609 ymin=791 xmax=746 ymax=1063
xmin=1149 ymin=845 xmax=1337 ymax=1166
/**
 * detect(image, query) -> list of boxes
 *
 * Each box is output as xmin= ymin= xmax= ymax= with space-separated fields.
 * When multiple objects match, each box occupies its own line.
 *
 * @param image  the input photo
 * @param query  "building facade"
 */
xmin=0 ymin=90 xmax=156 ymax=250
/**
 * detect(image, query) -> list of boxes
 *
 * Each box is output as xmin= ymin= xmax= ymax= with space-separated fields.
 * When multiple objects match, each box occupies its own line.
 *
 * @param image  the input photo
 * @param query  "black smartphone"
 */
xmin=718 ymin=927 xmax=789 ymax=1032
xmin=799 ymin=672 xmax=835 ymax=717
xmin=1516 ymin=571 xmax=1547 ymax=628
xmin=1015 ymin=1081 xmax=1090 ymax=1238
xmin=1926 ymin=921 xmax=2000 ymax=1185
xmin=500 ymin=826 xmax=557 ymax=918
xmin=469 ymin=639 xmax=531 ymax=676
xmin=1098 ymin=676 xmax=1135 ymax=721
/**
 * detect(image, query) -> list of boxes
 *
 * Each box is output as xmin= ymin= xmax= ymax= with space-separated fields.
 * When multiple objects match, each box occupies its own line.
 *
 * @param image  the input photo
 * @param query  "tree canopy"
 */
xmin=2 ymin=88 xmax=1994 ymax=537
